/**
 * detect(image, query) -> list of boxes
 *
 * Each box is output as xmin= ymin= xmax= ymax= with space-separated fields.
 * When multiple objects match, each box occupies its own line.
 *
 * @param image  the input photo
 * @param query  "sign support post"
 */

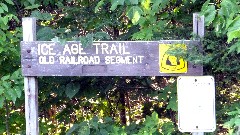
xmin=192 ymin=13 xmax=205 ymax=135
xmin=193 ymin=13 xmax=204 ymax=39
xmin=22 ymin=17 xmax=39 ymax=135
xmin=193 ymin=133 xmax=204 ymax=135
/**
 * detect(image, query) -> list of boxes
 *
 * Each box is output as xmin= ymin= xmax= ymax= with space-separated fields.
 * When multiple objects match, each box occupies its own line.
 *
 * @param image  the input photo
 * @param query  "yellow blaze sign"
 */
xmin=159 ymin=44 xmax=187 ymax=73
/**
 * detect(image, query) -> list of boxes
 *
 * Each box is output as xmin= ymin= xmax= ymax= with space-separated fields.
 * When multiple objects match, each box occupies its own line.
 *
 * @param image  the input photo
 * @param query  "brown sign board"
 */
xmin=21 ymin=40 xmax=203 ymax=76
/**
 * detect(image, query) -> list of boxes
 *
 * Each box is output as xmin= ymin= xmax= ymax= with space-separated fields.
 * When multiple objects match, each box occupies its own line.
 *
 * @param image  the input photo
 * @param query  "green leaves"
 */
xmin=138 ymin=112 xmax=159 ymax=134
xmin=74 ymin=33 xmax=94 ymax=48
xmin=93 ymin=32 xmax=110 ymax=40
xmin=66 ymin=111 xmax=174 ymax=135
xmin=110 ymin=0 xmax=125 ymax=11
xmin=94 ymin=0 xmax=174 ymax=40
xmin=31 ymin=10 xmax=53 ymax=20
xmin=1 ymin=16 xmax=8 ymax=25
xmin=0 ymin=69 xmax=23 ymax=107
xmin=129 ymin=0 xmax=138 ymax=5
xmin=0 ymin=29 xmax=6 ymax=42
xmin=132 ymin=27 xmax=153 ymax=40
xmin=204 ymin=5 xmax=216 ymax=26
xmin=78 ymin=122 xmax=91 ymax=135
xmin=200 ymin=0 xmax=240 ymax=56
xmin=25 ymin=4 xmax=40 ymax=10
xmin=200 ymin=0 xmax=216 ymax=26
xmin=0 ymin=96 xmax=4 ymax=108
xmin=191 ymin=0 xmax=196 ymax=3
xmin=219 ymin=0 xmax=239 ymax=18
xmin=66 ymin=124 xmax=81 ymax=135
xmin=37 ymin=27 xmax=55 ymax=41
xmin=0 ymin=2 xmax=10 ymax=16
xmin=65 ymin=82 xmax=80 ymax=99
xmin=227 ymin=16 xmax=240 ymax=43
xmin=126 ymin=6 xmax=143 ymax=25
xmin=4 ymin=0 xmax=14 ymax=5
xmin=0 ymin=0 xmax=22 ymax=112
xmin=227 ymin=30 xmax=240 ymax=43
xmin=155 ymin=81 xmax=177 ymax=111
xmin=166 ymin=96 xmax=177 ymax=111
xmin=51 ymin=36 xmax=66 ymax=46
xmin=223 ymin=107 xmax=240 ymax=134
xmin=0 ymin=3 xmax=8 ymax=12
xmin=28 ymin=0 xmax=35 ymax=5
xmin=95 ymin=0 xmax=104 ymax=13
xmin=228 ymin=41 xmax=240 ymax=54
xmin=151 ymin=0 xmax=161 ymax=12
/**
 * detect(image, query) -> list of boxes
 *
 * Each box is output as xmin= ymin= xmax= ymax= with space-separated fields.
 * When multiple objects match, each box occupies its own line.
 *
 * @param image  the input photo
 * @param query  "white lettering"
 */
xmin=122 ymin=43 xmax=130 ymax=55
xmin=40 ymin=44 xmax=48 ymax=55
xmin=64 ymin=43 xmax=86 ymax=55
xmin=132 ymin=56 xmax=137 ymax=64
xmin=93 ymin=43 xmax=131 ymax=55
xmin=105 ymin=56 xmax=111 ymax=64
xmin=125 ymin=56 xmax=131 ymax=64
xmin=109 ymin=44 xmax=118 ymax=54
xmin=39 ymin=56 xmax=45 ymax=64
xmin=78 ymin=56 xmax=85 ymax=64
xmin=93 ymin=43 xmax=101 ymax=54
xmin=48 ymin=44 xmax=56 ymax=55
xmin=71 ymin=44 xmax=79 ymax=54
xmin=38 ymin=44 xmax=41 ymax=55
xmin=38 ymin=43 xmax=56 ymax=55
xmin=59 ymin=56 xmax=65 ymax=64
xmin=89 ymin=56 xmax=95 ymax=64
xmin=101 ymin=43 xmax=109 ymax=54
xmin=78 ymin=44 xmax=86 ymax=54
xmin=41 ymin=44 xmax=48 ymax=55
xmin=104 ymin=56 xmax=144 ymax=64
xmin=39 ymin=56 xmax=54 ymax=64
xmin=138 ymin=56 xmax=144 ymax=63
xmin=95 ymin=56 xmax=100 ymax=64
xmin=63 ymin=44 xmax=71 ymax=55
xmin=65 ymin=56 xmax=71 ymax=63
xmin=58 ymin=56 xmax=100 ymax=64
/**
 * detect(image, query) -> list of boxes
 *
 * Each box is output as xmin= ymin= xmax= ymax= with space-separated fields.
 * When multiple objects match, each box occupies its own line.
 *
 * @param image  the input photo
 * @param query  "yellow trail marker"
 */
xmin=159 ymin=44 xmax=187 ymax=73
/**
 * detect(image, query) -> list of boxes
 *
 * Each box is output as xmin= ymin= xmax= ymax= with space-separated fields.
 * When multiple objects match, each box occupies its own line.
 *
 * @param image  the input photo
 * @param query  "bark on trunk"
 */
xmin=119 ymin=90 xmax=126 ymax=125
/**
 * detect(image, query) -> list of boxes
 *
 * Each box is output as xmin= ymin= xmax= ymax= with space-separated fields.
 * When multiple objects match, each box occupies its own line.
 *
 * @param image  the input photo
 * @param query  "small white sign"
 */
xmin=177 ymin=76 xmax=216 ymax=132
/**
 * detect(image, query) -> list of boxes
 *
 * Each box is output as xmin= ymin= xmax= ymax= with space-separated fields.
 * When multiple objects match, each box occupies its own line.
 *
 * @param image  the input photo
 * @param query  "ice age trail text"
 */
xmin=37 ymin=43 xmax=144 ymax=65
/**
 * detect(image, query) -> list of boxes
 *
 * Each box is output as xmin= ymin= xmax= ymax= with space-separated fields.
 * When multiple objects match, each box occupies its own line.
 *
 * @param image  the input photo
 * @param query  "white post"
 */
xmin=192 ymin=13 xmax=204 ymax=135
xmin=192 ymin=132 xmax=204 ymax=135
xmin=22 ymin=17 xmax=39 ymax=135
xmin=193 ymin=13 xmax=204 ymax=39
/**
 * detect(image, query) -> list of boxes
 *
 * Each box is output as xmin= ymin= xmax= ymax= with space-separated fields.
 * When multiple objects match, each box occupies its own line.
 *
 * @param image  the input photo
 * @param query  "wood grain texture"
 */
xmin=21 ymin=40 xmax=203 ymax=76
xmin=22 ymin=17 xmax=39 ymax=135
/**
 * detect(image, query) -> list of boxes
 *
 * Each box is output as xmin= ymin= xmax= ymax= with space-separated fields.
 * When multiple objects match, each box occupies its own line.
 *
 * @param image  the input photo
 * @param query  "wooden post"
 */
xmin=193 ymin=13 xmax=204 ymax=39
xmin=192 ymin=13 xmax=204 ymax=135
xmin=22 ymin=17 xmax=39 ymax=135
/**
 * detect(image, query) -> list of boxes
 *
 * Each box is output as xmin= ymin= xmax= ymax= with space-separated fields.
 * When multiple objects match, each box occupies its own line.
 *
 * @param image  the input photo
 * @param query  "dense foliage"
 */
xmin=0 ymin=0 xmax=239 ymax=134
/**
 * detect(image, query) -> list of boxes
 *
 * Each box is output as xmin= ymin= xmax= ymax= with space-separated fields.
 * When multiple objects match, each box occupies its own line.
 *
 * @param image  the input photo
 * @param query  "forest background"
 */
xmin=0 ymin=0 xmax=239 ymax=134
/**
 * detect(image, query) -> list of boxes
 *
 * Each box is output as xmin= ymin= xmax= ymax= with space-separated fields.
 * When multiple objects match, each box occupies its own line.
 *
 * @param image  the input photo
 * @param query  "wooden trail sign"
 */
xmin=21 ymin=40 xmax=203 ymax=76
xmin=21 ymin=13 xmax=206 ymax=135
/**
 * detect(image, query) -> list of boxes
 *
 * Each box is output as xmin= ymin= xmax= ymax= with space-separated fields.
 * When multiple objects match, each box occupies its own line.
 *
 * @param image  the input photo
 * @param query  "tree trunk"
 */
xmin=119 ymin=90 xmax=126 ymax=125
